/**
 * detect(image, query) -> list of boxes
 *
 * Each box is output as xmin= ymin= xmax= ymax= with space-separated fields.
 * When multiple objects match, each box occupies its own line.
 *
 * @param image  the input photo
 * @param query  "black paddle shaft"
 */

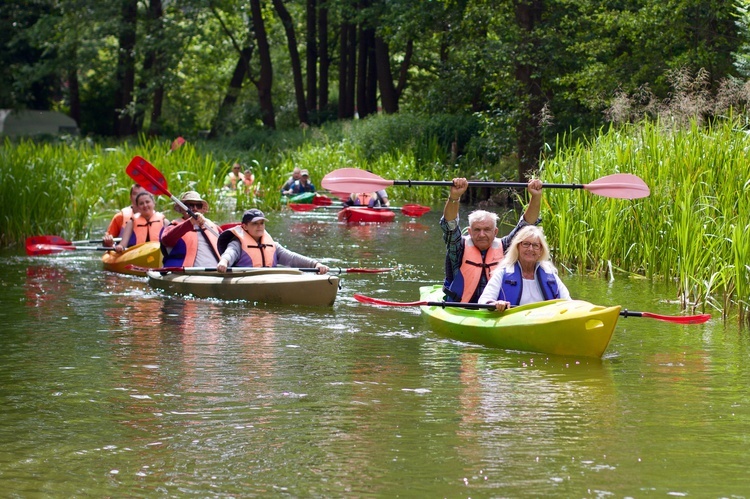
xmin=393 ymin=180 xmax=585 ymax=189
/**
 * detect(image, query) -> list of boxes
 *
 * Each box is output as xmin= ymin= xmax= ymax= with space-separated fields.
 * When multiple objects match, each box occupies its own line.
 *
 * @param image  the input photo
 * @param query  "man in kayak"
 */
xmin=103 ymin=183 xmax=147 ymax=247
xmin=288 ymin=169 xmax=316 ymax=195
xmin=216 ymin=209 xmax=329 ymax=274
xmin=223 ymin=163 xmax=245 ymax=191
xmin=160 ymin=191 xmax=223 ymax=267
xmin=441 ymin=177 xmax=543 ymax=303
xmin=280 ymin=167 xmax=302 ymax=195
xmin=478 ymin=225 xmax=571 ymax=310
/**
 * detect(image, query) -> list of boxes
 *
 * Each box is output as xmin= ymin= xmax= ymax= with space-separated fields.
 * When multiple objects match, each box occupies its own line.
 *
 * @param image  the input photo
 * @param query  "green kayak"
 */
xmin=419 ymin=285 xmax=620 ymax=358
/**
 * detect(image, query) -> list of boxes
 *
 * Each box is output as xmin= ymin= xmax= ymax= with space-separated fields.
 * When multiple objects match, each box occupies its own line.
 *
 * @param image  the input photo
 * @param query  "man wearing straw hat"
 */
xmin=160 ymin=191 xmax=222 ymax=267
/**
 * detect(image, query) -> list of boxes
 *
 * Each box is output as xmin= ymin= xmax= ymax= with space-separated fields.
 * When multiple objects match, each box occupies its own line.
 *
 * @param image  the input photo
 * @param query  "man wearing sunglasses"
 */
xmin=160 ymin=191 xmax=222 ymax=267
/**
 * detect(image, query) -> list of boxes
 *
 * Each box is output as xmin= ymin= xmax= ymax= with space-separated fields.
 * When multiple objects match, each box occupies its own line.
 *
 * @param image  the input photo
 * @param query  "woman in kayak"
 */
xmin=113 ymin=192 xmax=169 ymax=252
xmin=478 ymin=225 xmax=571 ymax=311
xmin=215 ymin=208 xmax=329 ymax=274
xmin=343 ymin=190 xmax=390 ymax=207
xmin=160 ymin=191 xmax=222 ymax=267
xmin=102 ymin=183 xmax=147 ymax=247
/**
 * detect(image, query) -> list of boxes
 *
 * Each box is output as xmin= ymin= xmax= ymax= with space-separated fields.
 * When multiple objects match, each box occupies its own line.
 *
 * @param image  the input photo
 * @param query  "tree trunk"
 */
xmin=357 ymin=26 xmax=376 ymax=118
xmin=318 ymin=2 xmax=329 ymax=110
xmin=272 ymin=0 xmax=309 ymax=125
xmin=514 ymin=0 xmax=545 ymax=181
xmin=209 ymin=46 xmax=253 ymax=138
xmin=68 ymin=66 xmax=80 ymax=127
xmin=306 ymin=0 xmax=317 ymax=112
xmin=338 ymin=20 xmax=355 ymax=118
xmin=374 ymin=35 xmax=398 ymax=114
xmin=114 ymin=0 xmax=138 ymax=137
xmin=250 ymin=0 xmax=276 ymax=129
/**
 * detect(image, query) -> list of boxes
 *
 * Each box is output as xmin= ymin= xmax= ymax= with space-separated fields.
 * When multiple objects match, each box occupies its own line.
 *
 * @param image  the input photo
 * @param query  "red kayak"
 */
xmin=337 ymin=207 xmax=396 ymax=223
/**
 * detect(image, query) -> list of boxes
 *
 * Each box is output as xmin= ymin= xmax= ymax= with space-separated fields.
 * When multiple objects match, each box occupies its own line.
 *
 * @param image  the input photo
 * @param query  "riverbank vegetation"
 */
xmin=2 ymin=106 xmax=749 ymax=324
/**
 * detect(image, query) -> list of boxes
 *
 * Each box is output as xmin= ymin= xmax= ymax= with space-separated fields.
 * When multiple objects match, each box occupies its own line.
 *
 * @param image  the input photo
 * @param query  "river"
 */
xmin=1 ymin=206 xmax=748 ymax=497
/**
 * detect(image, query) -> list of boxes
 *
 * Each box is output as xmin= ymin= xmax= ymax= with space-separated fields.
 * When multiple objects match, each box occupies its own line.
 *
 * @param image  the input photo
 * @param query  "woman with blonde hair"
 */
xmin=478 ymin=225 xmax=570 ymax=311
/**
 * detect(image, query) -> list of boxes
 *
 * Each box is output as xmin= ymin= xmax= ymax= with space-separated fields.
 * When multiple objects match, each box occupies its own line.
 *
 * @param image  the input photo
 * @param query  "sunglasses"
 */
xmin=185 ymin=202 xmax=203 ymax=210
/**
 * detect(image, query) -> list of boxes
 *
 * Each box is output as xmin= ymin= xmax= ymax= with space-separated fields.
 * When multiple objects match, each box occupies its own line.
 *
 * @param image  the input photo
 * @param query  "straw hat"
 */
xmin=175 ymin=191 xmax=209 ymax=213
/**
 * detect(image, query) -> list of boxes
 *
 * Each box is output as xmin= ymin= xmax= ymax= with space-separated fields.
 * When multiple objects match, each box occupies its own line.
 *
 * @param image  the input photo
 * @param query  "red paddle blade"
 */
xmin=346 ymin=268 xmax=396 ymax=273
xmin=321 ymin=168 xmax=393 ymax=192
xmin=353 ymin=294 xmax=426 ymax=306
xmin=126 ymin=156 xmax=169 ymax=196
xmin=171 ymin=136 xmax=186 ymax=151
xmin=288 ymin=203 xmax=319 ymax=212
xmin=313 ymin=195 xmax=332 ymax=206
xmin=26 ymin=243 xmax=76 ymax=256
xmin=400 ymin=204 xmax=431 ymax=217
xmin=26 ymin=235 xmax=72 ymax=247
xmin=219 ymin=222 xmax=239 ymax=231
xmin=640 ymin=311 xmax=711 ymax=324
xmin=584 ymin=173 xmax=650 ymax=199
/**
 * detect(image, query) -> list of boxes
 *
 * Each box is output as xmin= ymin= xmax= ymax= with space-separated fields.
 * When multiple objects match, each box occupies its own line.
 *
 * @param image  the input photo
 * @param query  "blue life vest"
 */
xmin=497 ymin=262 xmax=561 ymax=305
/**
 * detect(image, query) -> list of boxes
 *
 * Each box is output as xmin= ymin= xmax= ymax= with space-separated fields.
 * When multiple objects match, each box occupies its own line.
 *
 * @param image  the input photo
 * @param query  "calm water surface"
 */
xmin=1 ymin=207 xmax=749 ymax=497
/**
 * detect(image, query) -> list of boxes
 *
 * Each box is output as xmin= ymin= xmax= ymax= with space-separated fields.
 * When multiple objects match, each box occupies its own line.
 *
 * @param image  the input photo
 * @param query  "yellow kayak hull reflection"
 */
xmin=419 ymin=284 xmax=620 ymax=358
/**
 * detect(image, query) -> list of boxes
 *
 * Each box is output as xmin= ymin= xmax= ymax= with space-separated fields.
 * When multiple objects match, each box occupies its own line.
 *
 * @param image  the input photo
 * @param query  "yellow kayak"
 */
xmin=101 ymin=242 xmax=162 ymax=276
xmin=419 ymin=284 xmax=620 ymax=358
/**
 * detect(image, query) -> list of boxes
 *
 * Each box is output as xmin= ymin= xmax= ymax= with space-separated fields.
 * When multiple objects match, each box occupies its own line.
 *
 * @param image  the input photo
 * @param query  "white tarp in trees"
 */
xmin=0 ymin=109 xmax=79 ymax=136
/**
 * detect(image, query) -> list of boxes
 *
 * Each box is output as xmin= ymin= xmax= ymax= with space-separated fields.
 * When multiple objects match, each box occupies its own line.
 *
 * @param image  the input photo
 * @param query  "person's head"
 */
xmin=135 ymin=192 xmax=156 ymax=216
xmin=241 ymin=208 xmax=268 ymax=240
xmin=232 ymin=163 xmax=242 ymax=174
xmin=292 ymin=167 xmax=301 ymax=180
xmin=176 ymin=191 xmax=209 ymax=217
xmin=130 ymin=184 xmax=147 ymax=207
xmin=299 ymin=169 xmax=310 ymax=183
xmin=502 ymin=225 xmax=551 ymax=268
xmin=467 ymin=210 xmax=499 ymax=251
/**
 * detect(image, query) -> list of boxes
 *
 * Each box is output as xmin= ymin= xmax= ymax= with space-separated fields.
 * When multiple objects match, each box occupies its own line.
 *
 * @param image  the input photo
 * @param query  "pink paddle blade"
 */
xmin=126 ymin=156 xmax=169 ymax=196
xmin=584 ymin=173 xmax=650 ymax=199
xmin=171 ymin=136 xmax=186 ymax=151
xmin=322 ymin=168 xmax=393 ymax=192
xmin=400 ymin=204 xmax=431 ymax=217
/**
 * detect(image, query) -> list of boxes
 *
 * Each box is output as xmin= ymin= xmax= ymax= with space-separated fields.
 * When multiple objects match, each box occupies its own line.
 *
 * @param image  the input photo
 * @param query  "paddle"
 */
xmin=322 ymin=168 xmax=651 ymax=200
xmin=26 ymin=243 xmax=112 ymax=256
xmin=26 ymin=235 xmax=121 ymax=247
xmin=352 ymin=294 xmax=711 ymax=324
xmin=126 ymin=156 xmax=220 ymax=237
xmin=127 ymin=265 xmax=395 ymax=274
xmin=289 ymin=203 xmax=431 ymax=217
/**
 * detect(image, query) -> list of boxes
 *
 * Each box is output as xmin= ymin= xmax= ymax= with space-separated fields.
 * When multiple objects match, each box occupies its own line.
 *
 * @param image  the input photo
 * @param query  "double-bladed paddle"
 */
xmin=127 ymin=265 xmax=395 ymax=274
xmin=26 ymin=243 xmax=112 ymax=256
xmin=322 ymin=168 xmax=651 ymax=200
xmin=125 ymin=156 xmax=220 ymax=237
xmin=288 ymin=203 xmax=431 ymax=217
xmin=352 ymin=294 xmax=711 ymax=324
xmin=26 ymin=235 xmax=121 ymax=247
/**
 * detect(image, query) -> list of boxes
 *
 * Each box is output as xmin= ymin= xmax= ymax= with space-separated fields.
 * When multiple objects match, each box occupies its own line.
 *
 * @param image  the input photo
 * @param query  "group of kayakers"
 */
xmin=103 ymin=185 xmax=330 ymax=275
xmin=103 ymin=167 xmax=570 ymax=312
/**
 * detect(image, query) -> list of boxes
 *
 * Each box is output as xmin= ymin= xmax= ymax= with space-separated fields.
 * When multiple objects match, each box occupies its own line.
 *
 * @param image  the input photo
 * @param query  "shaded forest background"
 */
xmin=3 ymin=0 xmax=750 ymax=179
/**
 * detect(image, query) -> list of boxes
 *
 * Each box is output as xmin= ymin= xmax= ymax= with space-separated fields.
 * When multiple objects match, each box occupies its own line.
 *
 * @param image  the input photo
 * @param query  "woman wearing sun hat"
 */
xmin=216 ymin=208 xmax=328 ymax=274
xmin=160 ymin=191 xmax=222 ymax=267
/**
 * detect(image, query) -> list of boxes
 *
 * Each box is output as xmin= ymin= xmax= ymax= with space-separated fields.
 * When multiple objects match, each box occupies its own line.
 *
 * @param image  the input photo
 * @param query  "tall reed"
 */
xmin=542 ymin=118 xmax=750 ymax=325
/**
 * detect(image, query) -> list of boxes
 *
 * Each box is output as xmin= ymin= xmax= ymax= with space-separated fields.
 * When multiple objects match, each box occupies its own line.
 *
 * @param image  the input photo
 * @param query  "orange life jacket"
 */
xmin=129 ymin=212 xmax=166 ymax=246
xmin=231 ymin=225 xmax=277 ymax=267
xmin=457 ymin=235 xmax=504 ymax=302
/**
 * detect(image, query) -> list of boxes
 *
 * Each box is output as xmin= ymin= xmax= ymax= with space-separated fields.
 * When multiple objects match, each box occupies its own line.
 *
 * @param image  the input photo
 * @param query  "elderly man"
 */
xmin=441 ymin=177 xmax=543 ymax=303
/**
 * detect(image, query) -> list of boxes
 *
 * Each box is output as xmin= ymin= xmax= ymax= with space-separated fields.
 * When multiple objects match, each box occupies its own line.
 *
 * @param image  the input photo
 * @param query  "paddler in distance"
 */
xmin=441 ymin=177 xmax=543 ymax=303
xmin=160 ymin=191 xmax=223 ymax=267
xmin=216 ymin=209 xmax=329 ymax=274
